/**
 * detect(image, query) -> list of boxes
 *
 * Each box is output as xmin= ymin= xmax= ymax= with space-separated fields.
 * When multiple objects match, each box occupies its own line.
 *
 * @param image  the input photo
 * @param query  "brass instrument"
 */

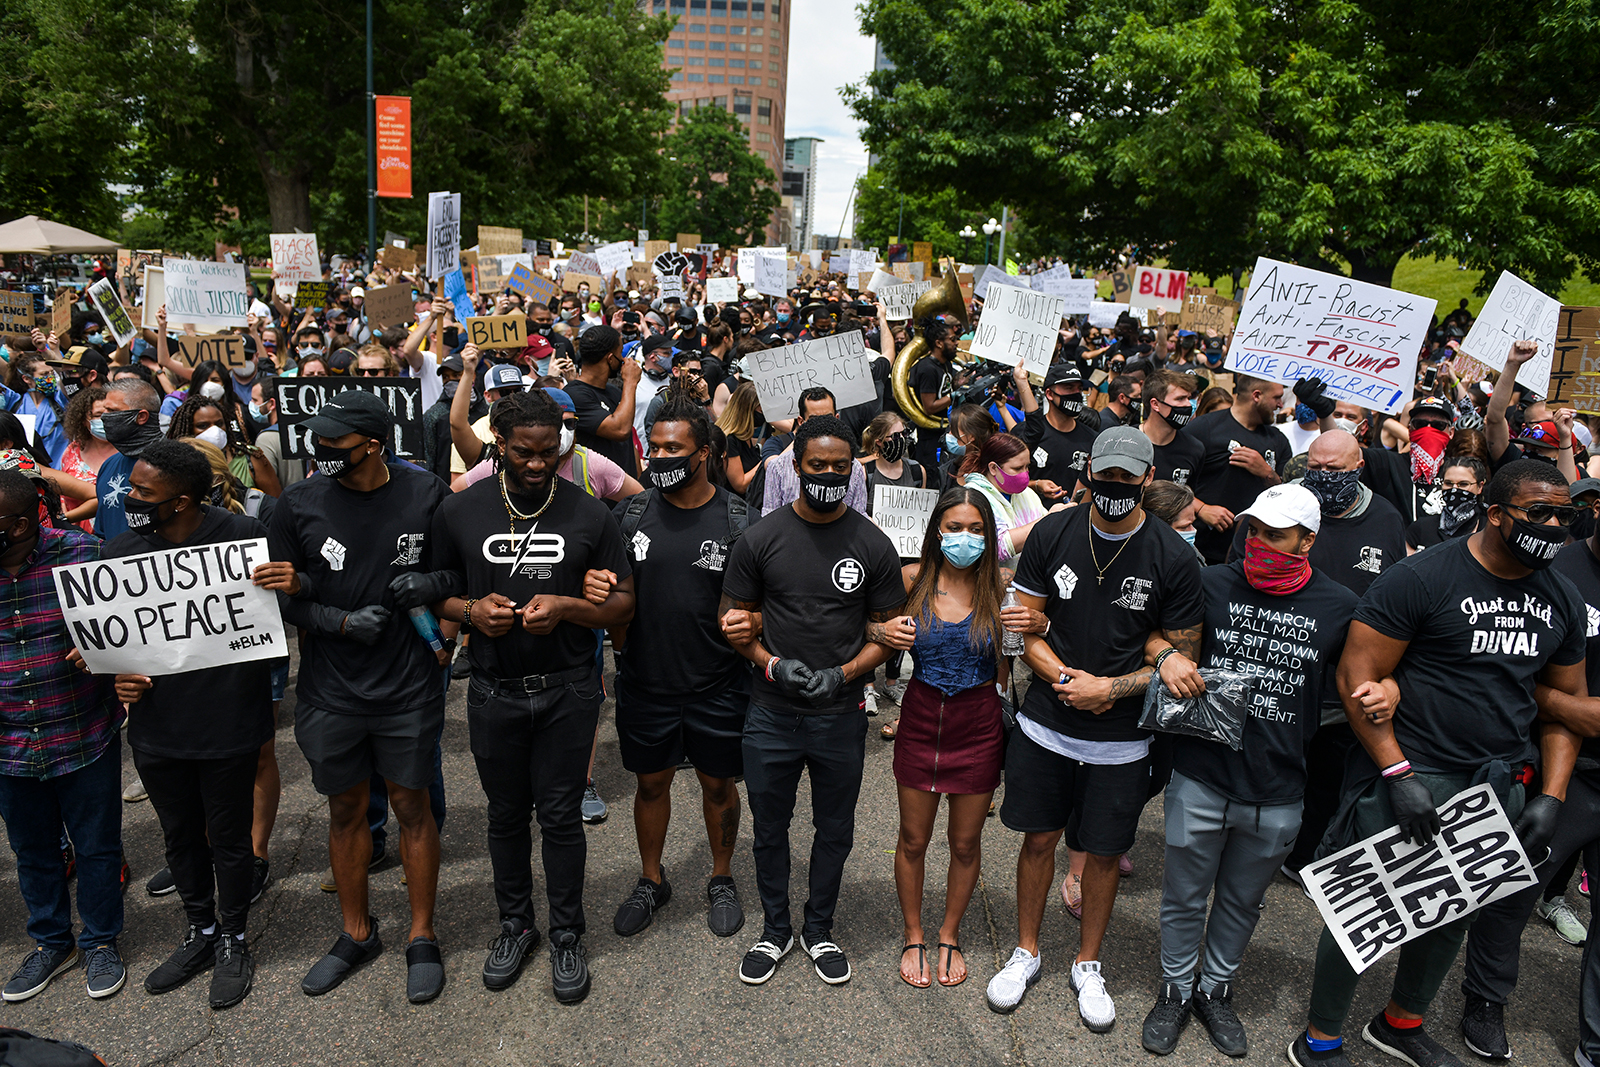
xmin=890 ymin=270 xmax=972 ymax=430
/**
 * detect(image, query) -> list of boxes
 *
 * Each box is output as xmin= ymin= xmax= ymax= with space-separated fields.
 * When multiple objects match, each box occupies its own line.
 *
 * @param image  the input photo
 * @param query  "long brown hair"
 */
xmin=716 ymin=379 xmax=761 ymax=444
xmin=903 ymin=486 xmax=1004 ymax=652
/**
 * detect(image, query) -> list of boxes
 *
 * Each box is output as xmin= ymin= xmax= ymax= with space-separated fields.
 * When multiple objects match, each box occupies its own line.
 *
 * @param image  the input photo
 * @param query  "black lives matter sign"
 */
xmin=273 ymin=377 xmax=423 ymax=460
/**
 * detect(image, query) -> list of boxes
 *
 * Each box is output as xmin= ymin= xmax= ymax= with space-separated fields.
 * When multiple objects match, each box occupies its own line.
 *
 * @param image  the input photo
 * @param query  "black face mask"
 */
xmin=1438 ymin=487 xmax=1483 ymax=539
xmin=102 ymin=408 xmax=159 ymax=457
xmin=1571 ymin=508 xmax=1597 ymax=544
xmin=124 ymin=494 xmax=179 ymax=535
xmin=1090 ymin=477 xmax=1144 ymax=522
xmin=1500 ymin=513 xmax=1565 ymax=570
xmin=312 ymin=439 xmax=372 ymax=480
xmin=1154 ymin=399 xmax=1192 ymax=429
xmin=648 ymin=454 xmax=700 ymax=493
xmin=877 ymin=432 xmax=908 ymax=463
xmin=1301 ymin=467 xmax=1363 ymax=516
xmin=1054 ymin=394 xmax=1085 ymax=417
xmin=208 ymin=483 xmax=226 ymax=507
xmin=799 ymin=470 xmax=850 ymax=512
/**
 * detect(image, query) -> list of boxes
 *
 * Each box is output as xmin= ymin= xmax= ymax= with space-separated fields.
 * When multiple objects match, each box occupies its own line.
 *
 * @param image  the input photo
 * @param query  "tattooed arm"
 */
xmin=845 ymin=606 xmax=905 ymax=681
xmin=1144 ymin=625 xmax=1206 ymax=698
xmin=719 ymin=593 xmax=774 ymax=668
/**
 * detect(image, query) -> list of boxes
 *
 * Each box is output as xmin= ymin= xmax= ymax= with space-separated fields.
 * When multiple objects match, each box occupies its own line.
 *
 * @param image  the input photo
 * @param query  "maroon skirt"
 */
xmin=892 ymin=677 xmax=1004 ymax=795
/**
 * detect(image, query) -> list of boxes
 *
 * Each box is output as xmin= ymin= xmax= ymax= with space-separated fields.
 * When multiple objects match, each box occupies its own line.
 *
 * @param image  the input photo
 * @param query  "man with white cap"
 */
xmin=1139 ymin=483 xmax=1369 ymax=1058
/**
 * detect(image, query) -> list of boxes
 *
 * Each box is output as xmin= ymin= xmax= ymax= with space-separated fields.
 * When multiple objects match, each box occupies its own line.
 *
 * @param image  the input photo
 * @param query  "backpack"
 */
xmin=618 ymin=488 xmax=747 ymax=564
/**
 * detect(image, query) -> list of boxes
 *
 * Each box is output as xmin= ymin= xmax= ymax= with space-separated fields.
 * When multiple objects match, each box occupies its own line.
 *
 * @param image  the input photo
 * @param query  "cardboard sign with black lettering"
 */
xmin=364 ymin=284 xmax=416 ymax=331
xmin=561 ymin=271 xmax=604 ymax=295
xmin=175 ymin=334 xmax=251 ymax=370
xmin=0 ymin=290 xmax=33 ymax=337
xmin=274 ymin=377 xmax=423 ymax=459
xmin=377 ymin=245 xmax=418 ymax=273
xmin=1554 ymin=306 xmax=1600 ymax=413
xmin=477 ymin=225 xmax=523 ymax=257
xmin=52 ymin=292 xmax=74 ymax=339
xmin=466 ymin=313 xmax=528 ymax=350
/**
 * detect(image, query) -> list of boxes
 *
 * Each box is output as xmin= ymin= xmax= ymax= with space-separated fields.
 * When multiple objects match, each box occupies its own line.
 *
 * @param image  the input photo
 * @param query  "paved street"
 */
xmin=0 ymin=653 xmax=1587 ymax=1067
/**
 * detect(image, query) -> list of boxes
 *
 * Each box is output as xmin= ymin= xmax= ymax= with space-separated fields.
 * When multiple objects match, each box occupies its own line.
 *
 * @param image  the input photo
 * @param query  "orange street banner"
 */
xmin=375 ymin=96 xmax=412 ymax=198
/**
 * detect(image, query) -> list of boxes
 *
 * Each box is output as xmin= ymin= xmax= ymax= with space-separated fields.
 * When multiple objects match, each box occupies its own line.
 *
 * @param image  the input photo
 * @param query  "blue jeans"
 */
xmin=0 ymin=738 xmax=124 ymax=950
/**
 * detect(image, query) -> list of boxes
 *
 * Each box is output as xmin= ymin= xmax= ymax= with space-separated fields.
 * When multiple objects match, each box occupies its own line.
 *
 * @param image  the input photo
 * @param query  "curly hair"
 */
xmin=63 ymin=384 xmax=107 ymax=448
xmin=167 ymin=395 xmax=248 ymax=457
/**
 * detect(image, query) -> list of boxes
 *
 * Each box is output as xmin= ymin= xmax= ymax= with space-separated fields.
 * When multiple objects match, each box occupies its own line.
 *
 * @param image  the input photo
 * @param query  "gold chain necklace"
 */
xmin=500 ymin=471 xmax=557 ymax=534
xmin=1089 ymin=518 xmax=1134 ymax=585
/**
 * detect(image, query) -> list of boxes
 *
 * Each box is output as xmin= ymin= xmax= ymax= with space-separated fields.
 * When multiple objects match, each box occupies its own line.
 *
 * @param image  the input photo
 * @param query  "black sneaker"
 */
xmin=549 ymin=930 xmax=590 ymax=1004
xmin=3 ymin=945 xmax=81 ymax=1002
xmin=1192 ymin=981 xmax=1247 ymax=1057
xmin=144 ymin=925 xmax=218 ymax=994
xmin=249 ymin=857 xmax=271 ymax=905
xmin=800 ymin=934 xmax=851 ymax=984
xmin=1288 ymin=1032 xmax=1354 ymax=1067
xmin=404 ymin=937 xmax=444 ymax=1004
xmin=738 ymin=935 xmax=793 ymax=985
xmin=1362 ymin=1011 xmax=1466 ymax=1067
xmin=1460 ymin=995 xmax=1510 ymax=1060
xmin=84 ymin=941 xmax=126 ymax=999
xmin=1141 ymin=981 xmax=1190 ymax=1055
xmin=483 ymin=919 xmax=541 ymax=991
xmin=146 ymin=866 xmax=177 ymax=897
xmin=301 ymin=917 xmax=383 ymax=996
xmin=450 ymin=650 xmax=472 ymax=679
xmin=208 ymin=937 xmax=253 ymax=1009
xmin=707 ymin=876 xmax=744 ymax=937
xmin=613 ymin=871 xmax=671 ymax=937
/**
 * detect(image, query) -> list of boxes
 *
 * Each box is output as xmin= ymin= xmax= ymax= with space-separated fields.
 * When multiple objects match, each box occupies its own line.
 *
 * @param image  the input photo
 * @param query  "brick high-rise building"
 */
xmin=655 ymin=0 xmax=789 ymax=243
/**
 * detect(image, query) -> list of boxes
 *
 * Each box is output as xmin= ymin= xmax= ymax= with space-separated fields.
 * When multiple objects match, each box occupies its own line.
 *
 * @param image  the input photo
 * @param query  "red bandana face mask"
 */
xmin=1242 ymin=537 xmax=1312 ymax=595
xmin=1410 ymin=426 xmax=1450 ymax=485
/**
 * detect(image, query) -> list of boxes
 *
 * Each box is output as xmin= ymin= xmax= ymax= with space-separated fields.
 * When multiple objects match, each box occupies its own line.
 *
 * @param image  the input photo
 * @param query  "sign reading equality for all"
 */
xmin=1304 ymin=784 xmax=1536 ymax=974
xmin=161 ymin=259 xmax=250 ymax=328
xmin=745 ymin=330 xmax=877 ymax=421
xmin=1460 ymin=270 xmax=1563 ymax=396
xmin=871 ymin=484 xmax=939 ymax=558
xmin=53 ymin=538 xmax=286 ymax=676
xmin=970 ymin=285 xmax=1066 ymax=376
xmin=273 ymin=377 xmax=424 ymax=460
xmin=1225 ymin=257 xmax=1435 ymax=415
xmin=426 ymin=191 xmax=462 ymax=279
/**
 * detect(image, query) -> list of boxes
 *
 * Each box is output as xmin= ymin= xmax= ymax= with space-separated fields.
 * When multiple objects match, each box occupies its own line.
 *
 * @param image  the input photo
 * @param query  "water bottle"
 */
xmin=407 ymin=606 xmax=445 ymax=654
xmin=1000 ymin=584 xmax=1025 ymax=656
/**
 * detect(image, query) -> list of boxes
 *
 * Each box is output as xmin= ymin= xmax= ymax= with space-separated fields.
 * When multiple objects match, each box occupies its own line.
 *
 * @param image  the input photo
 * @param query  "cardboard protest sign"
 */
xmin=363 ymin=284 xmax=415 ymax=331
xmin=161 ymin=259 xmax=250 ymax=328
xmin=595 ymin=242 xmax=635 ymax=279
xmin=754 ymin=253 xmax=788 ymax=299
xmin=878 ymin=280 xmax=933 ymax=321
xmin=706 ymin=277 xmax=739 ymax=304
xmin=466 ymin=314 xmax=528 ymax=350
xmin=425 ymin=192 xmax=462 ymax=279
xmin=1130 ymin=266 xmax=1189 ymax=314
xmin=53 ymin=538 xmax=286 ymax=676
xmin=1088 ymin=302 xmax=1130 ymax=329
xmin=626 ymin=262 xmax=654 ymax=288
xmin=644 ymin=240 xmax=671 ymax=266
xmin=864 ymin=268 xmax=897 ymax=295
xmin=872 ymin=484 xmax=938 ymax=558
xmin=1110 ymin=267 xmax=1136 ymax=302
xmin=1552 ymin=307 xmax=1600 ymax=414
xmin=0 ymin=290 xmax=34 ymax=337
xmin=1225 ymin=257 xmax=1434 ymax=415
xmin=848 ymin=249 xmax=879 ymax=278
xmin=560 ymin=272 xmax=605 ymax=296
xmin=971 ymin=285 xmax=1065 ymax=376
xmin=270 ymin=234 xmax=321 ymax=300
xmin=745 ymin=331 xmax=877 ymax=420
xmin=675 ymin=233 xmax=701 ymax=251
xmin=1180 ymin=293 xmax=1239 ymax=335
xmin=1461 ymin=271 xmax=1563 ymax=395
xmin=140 ymin=266 xmax=166 ymax=328
xmin=477 ymin=226 xmax=523 ymax=256
xmin=51 ymin=292 xmax=74 ymax=339
xmin=565 ymin=251 xmax=603 ymax=278
xmin=377 ymin=245 xmax=418 ymax=273
xmin=174 ymin=334 xmax=252 ymax=370
xmin=86 ymin=278 xmax=138 ymax=348
xmin=274 ymin=377 xmax=424 ymax=459
xmin=1304 ymin=784 xmax=1535 ymax=974
xmin=507 ymin=266 xmax=559 ymax=306
xmin=477 ymin=255 xmax=506 ymax=294
xmin=891 ymin=262 xmax=914 ymax=283
xmin=292 ymin=281 xmax=333 ymax=310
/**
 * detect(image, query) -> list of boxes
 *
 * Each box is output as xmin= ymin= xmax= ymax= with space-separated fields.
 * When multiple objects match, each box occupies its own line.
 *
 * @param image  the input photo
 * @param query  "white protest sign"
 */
xmin=425 ymin=191 xmax=462 ymax=279
xmin=14 ymin=413 xmax=35 ymax=445
xmin=1031 ymin=268 xmax=1097 ymax=316
xmin=736 ymin=248 xmax=757 ymax=284
xmin=658 ymin=276 xmax=684 ymax=303
xmin=1225 ymin=257 xmax=1435 ymax=415
xmin=1305 ymin=784 xmax=1536 ymax=975
xmin=1130 ymin=266 xmax=1189 ymax=314
xmin=1460 ymin=271 xmax=1563 ymax=395
xmin=1088 ymin=302 xmax=1130 ymax=329
xmin=878 ymin=280 xmax=933 ymax=320
xmin=706 ymin=277 xmax=739 ymax=303
xmin=595 ymin=241 xmax=635 ymax=279
xmin=864 ymin=268 xmax=898 ymax=295
xmin=53 ymin=538 xmax=287 ymax=675
xmin=974 ymin=264 xmax=1029 ymax=302
xmin=971 ymin=285 xmax=1065 ymax=375
xmin=872 ymin=484 xmax=939 ymax=558
xmin=849 ymin=249 xmax=879 ymax=278
xmin=160 ymin=259 xmax=250 ymax=328
xmin=566 ymin=250 xmax=603 ymax=279
xmin=140 ymin=266 xmax=166 ymax=329
xmin=745 ymin=331 xmax=877 ymax=420
xmin=754 ymin=252 xmax=788 ymax=299
xmin=269 ymin=233 xmax=320 ymax=301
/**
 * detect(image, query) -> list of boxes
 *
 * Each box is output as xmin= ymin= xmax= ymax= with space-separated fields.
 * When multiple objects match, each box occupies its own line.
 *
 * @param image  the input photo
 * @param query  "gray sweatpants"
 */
xmin=1160 ymin=772 xmax=1302 ymax=997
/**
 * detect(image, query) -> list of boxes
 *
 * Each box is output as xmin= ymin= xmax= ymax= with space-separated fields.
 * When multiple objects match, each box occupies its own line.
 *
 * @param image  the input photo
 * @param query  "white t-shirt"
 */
xmin=1284 ymin=422 xmax=1321 ymax=456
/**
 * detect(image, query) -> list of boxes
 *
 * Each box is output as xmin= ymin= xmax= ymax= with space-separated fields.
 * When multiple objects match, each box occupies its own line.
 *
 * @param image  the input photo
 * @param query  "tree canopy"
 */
xmin=650 ymin=107 xmax=782 ymax=248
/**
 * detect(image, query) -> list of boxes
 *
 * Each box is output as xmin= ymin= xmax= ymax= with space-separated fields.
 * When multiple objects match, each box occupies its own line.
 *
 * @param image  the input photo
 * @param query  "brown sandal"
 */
xmin=937 ymin=943 xmax=967 ymax=987
xmin=881 ymin=718 xmax=899 ymax=740
xmin=900 ymin=943 xmax=931 ymax=987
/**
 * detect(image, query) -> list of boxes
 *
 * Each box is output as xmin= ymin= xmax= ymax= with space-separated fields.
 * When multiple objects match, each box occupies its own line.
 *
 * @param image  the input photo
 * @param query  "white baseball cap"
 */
xmin=1239 ymin=484 xmax=1322 ymax=535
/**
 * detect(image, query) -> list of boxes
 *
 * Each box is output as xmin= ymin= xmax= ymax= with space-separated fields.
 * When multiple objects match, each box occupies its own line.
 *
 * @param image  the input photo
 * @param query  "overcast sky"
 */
xmin=785 ymin=0 xmax=874 ymax=239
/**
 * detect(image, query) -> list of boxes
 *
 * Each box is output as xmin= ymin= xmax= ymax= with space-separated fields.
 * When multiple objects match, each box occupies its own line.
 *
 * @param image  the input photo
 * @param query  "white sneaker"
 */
xmin=121 ymin=777 xmax=147 ymax=803
xmin=878 ymin=679 xmax=907 ymax=704
xmin=1071 ymin=959 xmax=1116 ymax=1032
xmin=863 ymin=688 xmax=879 ymax=717
xmin=985 ymin=947 xmax=1040 ymax=1013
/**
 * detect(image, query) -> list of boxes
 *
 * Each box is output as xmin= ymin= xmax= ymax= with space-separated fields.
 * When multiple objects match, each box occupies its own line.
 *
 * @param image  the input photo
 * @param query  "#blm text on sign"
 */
xmin=745 ymin=331 xmax=878 ymax=421
xmin=971 ymin=285 xmax=1066 ymax=376
xmin=1460 ymin=271 xmax=1563 ymax=395
xmin=872 ymin=485 xmax=939 ymax=558
xmin=1224 ymin=257 xmax=1435 ymax=415
xmin=274 ymin=378 xmax=424 ymax=460
xmin=466 ymin=313 xmax=528 ymax=350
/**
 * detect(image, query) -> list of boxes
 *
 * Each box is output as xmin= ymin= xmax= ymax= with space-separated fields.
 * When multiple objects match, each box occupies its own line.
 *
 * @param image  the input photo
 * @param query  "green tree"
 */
xmin=652 ymin=107 xmax=781 ymax=247
xmin=853 ymin=168 xmax=1008 ymax=263
xmin=848 ymin=0 xmax=1600 ymax=292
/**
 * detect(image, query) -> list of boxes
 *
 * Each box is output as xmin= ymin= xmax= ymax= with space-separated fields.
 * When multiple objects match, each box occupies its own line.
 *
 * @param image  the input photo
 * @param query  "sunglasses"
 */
xmin=355 ymin=367 xmax=387 ymax=377
xmin=1503 ymin=502 xmax=1584 ymax=526
xmin=1411 ymin=420 xmax=1450 ymax=433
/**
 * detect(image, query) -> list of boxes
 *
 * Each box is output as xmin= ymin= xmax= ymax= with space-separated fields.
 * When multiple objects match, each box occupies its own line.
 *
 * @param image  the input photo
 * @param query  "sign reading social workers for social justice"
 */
xmin=1303 ymin=784 xmax=1536 ymax=974
xmin=159 ymin=259 xmax=250 ymax=328
xmin=1460 ymin=271 xmax=1563 ymax=396
xmin=872 ymin=485 xmax=939 ymax=558
xmin=54 ymin=539 xmax=286 ymax=675
xmin=1225 ymin=258 xmax=1435 ymax=415
xmin=971 ymin=285 xmax=1065 ymax=376
xmin=746 ymin=331 xmax=877 ymax=421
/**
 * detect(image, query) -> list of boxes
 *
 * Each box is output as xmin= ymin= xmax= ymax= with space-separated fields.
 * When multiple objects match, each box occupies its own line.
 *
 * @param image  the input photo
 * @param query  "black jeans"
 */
xmin=1287 ymin=720 xmax=1357 ymax=870
xmin=467 ymin=671 xmax=601 ymax=936
xmin=134 ymin=749 xmax=258 ymax=937
xmin=742 ymin=702 xmax=867 ymax=943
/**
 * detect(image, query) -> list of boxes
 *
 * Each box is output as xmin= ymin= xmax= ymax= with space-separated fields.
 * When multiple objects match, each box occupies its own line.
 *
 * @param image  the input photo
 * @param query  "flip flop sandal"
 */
xmin=937 ymin=943 xmax=967 ymax=987
xmin=880 ymin=719 xmax=898 ymax=741
xmin=899 ymin=943 xmax=930 ymax=988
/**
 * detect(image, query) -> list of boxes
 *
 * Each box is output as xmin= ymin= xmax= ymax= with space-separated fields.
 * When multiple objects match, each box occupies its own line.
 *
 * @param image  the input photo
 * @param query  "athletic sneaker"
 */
xmin=482 ymin=919 xmax=540 ymax=991
xmin=1539 ymin=895 xmax=1588 ymax=945
xmin=985 ymin=947 xmax=1040 ymax=1013
xmin=706 ymin=875 xmax=744 ymax=937
xmin=1460 ymin=994 xmax=1510 ymax=1060
xmin=144 ymin=925 xmax=217 ymax=994
xmin=613 ymin=871 xmax=672 ymax=937
xmin=449 ymin=643 xmax=472 ymax=679
xmin=581 ymin=781 xmax=608 ymax=824
xmin=3 ymin=945 xmax=81 ymax=1002
xmin=1192 ymin=981 xmax=1247 ymax=1056
xmin=549 ymin=930 xmax=590 ymax=1004
xmin=249 ymin=857 xmax=271 ymax=905
xmin=1280 ymin=863 xmax=1305 ymax=888
xmin=84 ymin=941 xmax=126 ymax=999
xmin=121 ymin=777 xmax=148 ymax=803
xmin=1141 ymin=981 xmax=1190 ymax=1054
xmin=738 ymin=935 xmax=793 ymax=985
xmin=1071 ymin=959 xmax=1116 ymax=1032
xmin=878 ymin=678 xmax=907 ymax=704
xmin=800 ymin=934 xmax=850 ymax=984
xmin=1287 ymin=1032 xmax=1354 ymax=1066
xmin=864 ymin=688 xmax=879 ymax=716
xmin=209 ymin=937 xmax=253 ymax=1009
xmin=146 ymin=866 xmax=177 ymax=896
xmin=1362 ymin=1011 xmax=1465 ymax=1067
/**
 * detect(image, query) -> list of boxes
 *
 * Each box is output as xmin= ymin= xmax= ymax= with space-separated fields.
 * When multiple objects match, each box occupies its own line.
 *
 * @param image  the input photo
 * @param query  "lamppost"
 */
xmin=982 ymin=217 xmax=1000 ymax=264
xmin=958 ymin=225 xmax=977 ymax=262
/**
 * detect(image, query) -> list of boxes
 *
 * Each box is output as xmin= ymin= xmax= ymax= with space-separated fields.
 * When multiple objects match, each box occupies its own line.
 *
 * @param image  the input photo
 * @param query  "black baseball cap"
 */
xmin=302 ymin=390 xmax=393 ymax=441
xmin=1044 ymin=364 xmax=1083 ymax=389
xmin=1411 ymin=396 xmax=1456 ymax=424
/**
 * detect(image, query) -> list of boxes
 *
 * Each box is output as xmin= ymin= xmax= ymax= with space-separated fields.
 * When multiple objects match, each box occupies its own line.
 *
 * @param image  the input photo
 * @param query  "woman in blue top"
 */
xmin=2 ymin=351 xmax=69 ymax=465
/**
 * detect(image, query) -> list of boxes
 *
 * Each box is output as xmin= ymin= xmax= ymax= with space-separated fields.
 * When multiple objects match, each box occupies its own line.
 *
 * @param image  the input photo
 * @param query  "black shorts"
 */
xmin=294 ymin=700 xmax=444 ymax=797
xmin=999 ymin=724 xmax=1149 ymax=856
xmin=614 ymin=673 xmax=748 ymax=779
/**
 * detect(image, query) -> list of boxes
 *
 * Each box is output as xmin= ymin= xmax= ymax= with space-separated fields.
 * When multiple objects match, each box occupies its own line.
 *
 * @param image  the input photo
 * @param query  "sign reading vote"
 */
xmin=175 ymin=334 xmax=251 ymax=370
xmin=158 ymin=259 xmax=250 ymax=328
xmin=466 ymin=313 xmax=528 ymax=350
xmin=871 ymin=484 xmax=938 ymax=558
xmin=1304 ymin=784 xmax=1535 ymax=974
xmin=1460 ymin=271 xmax=1563 ymax=396
xmin=745 ymin=330 xmax=877 ymax=421
xmin=53 ymin=538 xmax=286 ymax=676
xmin=274 ymin=378 xmax=424 ymax=460
xmin=971 ymin=285 xmax=1066 ymax=375
xmin=1225 ymin=257 xmax=1435 ymax=415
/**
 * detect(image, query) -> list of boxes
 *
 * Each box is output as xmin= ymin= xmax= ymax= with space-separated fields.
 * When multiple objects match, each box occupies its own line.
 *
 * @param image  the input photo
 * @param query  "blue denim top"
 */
xmin=911 ymin=611 xmax=997 ymax=696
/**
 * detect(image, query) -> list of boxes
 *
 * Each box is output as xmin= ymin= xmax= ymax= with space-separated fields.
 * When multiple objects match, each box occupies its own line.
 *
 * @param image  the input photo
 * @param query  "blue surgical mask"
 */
xmin=85 ymin=331 xmax=105 ymax=346
xmin=944 ymin=433 xmax=966 ymax=457
xmin=1177 ymin=527 xmax=1197 ymax=546
xmin=90 ymin=417 xmax=108 ymax=441
xmin=248 ymin=401 xmax=265 ymax=422
xmin=776 ymin=311 xmax=791 ymax=324
xmin=939 ymin=531 xmax=986 ymax=568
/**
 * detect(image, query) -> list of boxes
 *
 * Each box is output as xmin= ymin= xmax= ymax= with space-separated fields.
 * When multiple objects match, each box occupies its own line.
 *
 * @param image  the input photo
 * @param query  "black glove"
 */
xmin=1388 ymin=772 xmax=1442 ymax=846
xmin=341 ymin=605 xmax=392 ymax=646
xmin=802 ymin=666 xmax=847 ymax=708
xmin=769 ymin=659 xmax=814 ymax=699
xmin=1513 ymin=793 xmax=1563 ymax=862
xmin=1293 ymin=376 xmax=1336 ymax=419
xmin=388 ymin=570 xmax=464 ymax=611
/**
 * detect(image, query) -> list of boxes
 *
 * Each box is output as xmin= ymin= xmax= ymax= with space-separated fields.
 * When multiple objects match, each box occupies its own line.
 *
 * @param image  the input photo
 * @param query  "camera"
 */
xmin=955 ymin=360 xmax=1012 ymax=407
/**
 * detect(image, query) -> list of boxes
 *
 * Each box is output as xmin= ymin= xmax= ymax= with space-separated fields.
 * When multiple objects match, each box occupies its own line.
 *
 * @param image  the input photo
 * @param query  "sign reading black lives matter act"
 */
xmin=54 ymin=539 xmax=286 ymax=675
xmin=273 ymin=378 xmax=423 ymax=460
xmin=1303 ymin=784 xmax=1536 ymax=974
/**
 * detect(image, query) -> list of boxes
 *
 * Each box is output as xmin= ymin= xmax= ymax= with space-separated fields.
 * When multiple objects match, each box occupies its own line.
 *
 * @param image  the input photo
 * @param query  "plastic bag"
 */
xmin=1138 ymin=668 xmax=1254 ymax=751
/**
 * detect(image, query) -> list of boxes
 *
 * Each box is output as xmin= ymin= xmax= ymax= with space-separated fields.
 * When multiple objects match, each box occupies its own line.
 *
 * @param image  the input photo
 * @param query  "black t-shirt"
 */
xmin=1019 ymin=409 xmax=1098 ymax=496
xmin=1407 ymin=510 xmax=1488 ymax=550
xmin=107 ymin=508 xmax=275 ymax=760
xmin=614 ymin=488 xmax=748 ymax=700
xmin=268 ymin=465 xmax=449 ymax=715
xmin=722 ymin=505 xmax=903 ymax=715
xmin=909 ymin=355 xmax=952 ymax=442
xmin=1148 ymin=431 xmax=1205 ymax=489
xmin=431 ymin=475 xmax=631 ymax=678
xmin=1012 ymin=507 xmax=1206 ymax=741
xmin=1181 ymin=410 xmax=1291 ymax=562
xmin=1360 ymin=446 xmax=1413 ymax=521
xmin=1553 ymin=540 xmax=1600 ymax=766
xmin=1174 ymin=564 xmax=1357 ymax=804
xmin=565 ymin=378 xmax=637 ymax=473
xmin=1226 ymin=491 xmax=1407 ymax=598
xmin=725 ymin=434 xmax=761 ymax=478
xmin=1355 ymin=535 xmax=1587 ymax=771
